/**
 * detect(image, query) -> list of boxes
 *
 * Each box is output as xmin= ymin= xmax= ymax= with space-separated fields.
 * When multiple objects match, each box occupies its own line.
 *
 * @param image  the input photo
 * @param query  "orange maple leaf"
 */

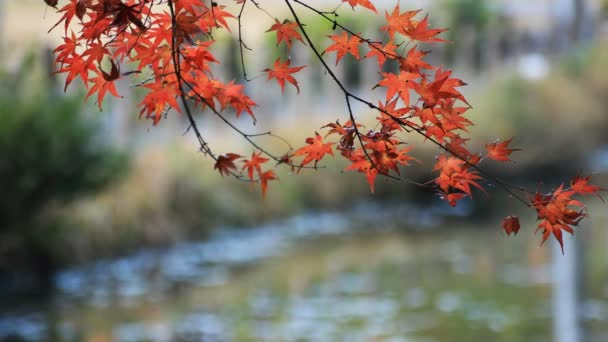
xmin=324 ymin=31 xmax=362 ymax=66
xmin=365 ymin=41 xmax=398 ymax=68
xmin=241 ymin=151 xmax=270 ymax=181
xmin=342 ymin=0 xmax=377 ymax=13
xmin=433 ymin=154 xmax=483 ymax=206
xmin=403 ymin=14 xmax=448 ymax=43
xmin=531 ymin=185 xmax=586 ymax=253
xmin=377 ymin=71 xmax=419 ymax=105
xmin=345 ymin=154 xmax=378 ymax=193
xmin=486 ymin=138 xmax=520 ymax=162
xmin=267 ymin=19 xmax=304 ymax=49
xmin=294 ymin=133 xmax=334 ymax=171
xmin=400 ymin=46 xmax=434 ymax=73
xmin=381 ymin=5 xmax=420 ymax=40
xmin=264 ymin=58 xmax=306 ymax=93
xmin=570 ymin=174 xmax=600 ymax=195
xmin=260 ymin=170 xmax=278 ymax=199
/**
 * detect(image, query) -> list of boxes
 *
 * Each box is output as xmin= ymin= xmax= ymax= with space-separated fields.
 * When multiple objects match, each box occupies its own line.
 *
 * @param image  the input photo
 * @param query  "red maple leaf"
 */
xmin=86 ymin=63 xmax=121 ymax=110
xmin=502 ymin=216 xmax=521 ymax=235
xmin=214 ymin=153 xmax=242 ymax=177
xmin=570 ymin=174 xmax=604 ymax=202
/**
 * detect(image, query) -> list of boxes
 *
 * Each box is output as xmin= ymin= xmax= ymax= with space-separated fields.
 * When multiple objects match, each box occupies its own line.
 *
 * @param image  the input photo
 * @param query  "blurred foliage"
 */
xmin=58 ymin=142 xmax=412 ymax=262
xmin=441 ymin=0 xmax=493 ymax=69
xmin=0 ymin=51 xmax=127 ymax=283
xmin=470 ymin=42 xmax=608 ymax=178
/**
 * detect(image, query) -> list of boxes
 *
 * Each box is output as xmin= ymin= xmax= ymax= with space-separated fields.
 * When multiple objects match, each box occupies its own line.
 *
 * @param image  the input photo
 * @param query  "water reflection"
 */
xmin=1 ymin=207 xmax=608 ymax=341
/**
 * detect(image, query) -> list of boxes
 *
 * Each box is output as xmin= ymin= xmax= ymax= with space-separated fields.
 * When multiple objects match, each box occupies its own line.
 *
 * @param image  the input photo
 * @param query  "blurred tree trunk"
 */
xmin=572 ymin=0 xmax=585 ymax=43
xmin=0 ymin=0 xmax=3 ymax=52
xmin=553 ymin=238 xmax=583 ymax=342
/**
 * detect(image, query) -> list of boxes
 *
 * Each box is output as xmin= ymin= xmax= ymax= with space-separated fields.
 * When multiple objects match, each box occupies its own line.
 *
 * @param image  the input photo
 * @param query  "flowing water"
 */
xmin=2 ymin=204 xmax=608 ymax=342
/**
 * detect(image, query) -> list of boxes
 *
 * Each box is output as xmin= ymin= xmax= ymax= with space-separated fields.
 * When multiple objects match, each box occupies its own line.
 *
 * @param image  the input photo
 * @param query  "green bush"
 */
xmin=0 ymin=52 xmax=126 ymax=283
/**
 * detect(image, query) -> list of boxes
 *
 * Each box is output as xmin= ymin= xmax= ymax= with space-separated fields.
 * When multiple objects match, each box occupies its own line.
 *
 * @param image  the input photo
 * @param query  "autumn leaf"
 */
xmin=138 ymin=80 xmax=181 ymax=125
xmin=486 ymin=138 xmax=520 ymax=162
xmin=442 ymin=192 xmax=465 ymax=207
xmin=531 ymin=185 xmax=585 ymax=253
xmin=381 ymin=5 xmax=420 ymax=40
xmin=345 ymin=155 xmax=378 ymax=193
xmin=365 ymin=41 xmax=398 ymax=68
xmin=323 ymin=120 xmax=360 ymax=155
xmin=377 ymin=71 xmax=419 ymax=105
xmin=267 ymin=19 xmax=304 ymax=49
xmin=53 ymin=31 xmax=79 ymax=64
xmin=199 ymin=4 xmax=235 ymax=33
xmin=502 ymin=216 xmax=520 ymax=235
xmin=293 ymin=133 xmax=334 ymax=171
xmin=264 ymin=58 xmax=306 ymax=93
xmin=260 ymin=170 xmax=278 ymax=199
xmin=413 ymin=68 xmax=468 ymax=108
xmin=241 ymin=151 xmax=269 ymax=181
xmin=570 ymin=174 xmax=604 ymax=201
xmin=277 ymin=153 xmax=295 ymax=172
xmin=214 ymin=153 xmax=242 ymax=177
xmin=49 ymin=0 xmax=86 ymax=33
xmin=215 ymin=80 xmax=257 ymax=120
xmin=44 ymin=0 xmax=58 ymax=8
xmin=100 ymin=59 xmax=120 ymax=82
xmin=43 ymin=0 xmax=605 ymax=239
xmin=86 ymin=65 xmax=121 ymax=110
xmin=433 ymin=154 xmax=484 ymax=206
xmin=324 ymin=31 xmax=362 ymax=66
xmin=400 ymin=46 xmax=434 ymax=73
xmin=342 ymin=0 xmax=377 ymax=13
xmin=403 ymin=14 xmax=448 ymax=43
xmin=438 ymin=99 xmax=472 ymax=132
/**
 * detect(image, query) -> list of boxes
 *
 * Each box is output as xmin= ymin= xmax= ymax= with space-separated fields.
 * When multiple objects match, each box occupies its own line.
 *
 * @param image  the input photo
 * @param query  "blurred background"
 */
xmin=1 ymin=0 xmax=608 ymax=341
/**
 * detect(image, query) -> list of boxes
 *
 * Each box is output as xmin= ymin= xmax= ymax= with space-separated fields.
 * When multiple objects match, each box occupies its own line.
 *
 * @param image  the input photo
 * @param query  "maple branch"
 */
xmin=285 ymin=0 xmax=531 ymax=206
xmin=285 ymin=0 xmax=428 ymax=185
xmin=292 ymin=0 xmax=402 ymax=61
xmin=179 ymin=77 xmax=315 ymax=170
xmin=237 ymin=0 xmax=252 ymax=81
xmin=167 ymin=2 xmax=316 ymax=175
xmin=248 ymin=0 xmax=278 ymax=21
xmin=209 ymin=0 xmax=220 ymax=29
xmin=345 ymin=94 xmax=425 ymax=187
xmin=349 ymin=91 xmax=531 ymax=206
xmin=167 ymin=0 xmax=216 ymax=160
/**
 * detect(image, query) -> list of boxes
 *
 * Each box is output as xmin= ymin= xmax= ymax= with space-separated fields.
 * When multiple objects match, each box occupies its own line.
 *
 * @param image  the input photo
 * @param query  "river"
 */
xmin=1 ymin=204 xmax=608 ymax=342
